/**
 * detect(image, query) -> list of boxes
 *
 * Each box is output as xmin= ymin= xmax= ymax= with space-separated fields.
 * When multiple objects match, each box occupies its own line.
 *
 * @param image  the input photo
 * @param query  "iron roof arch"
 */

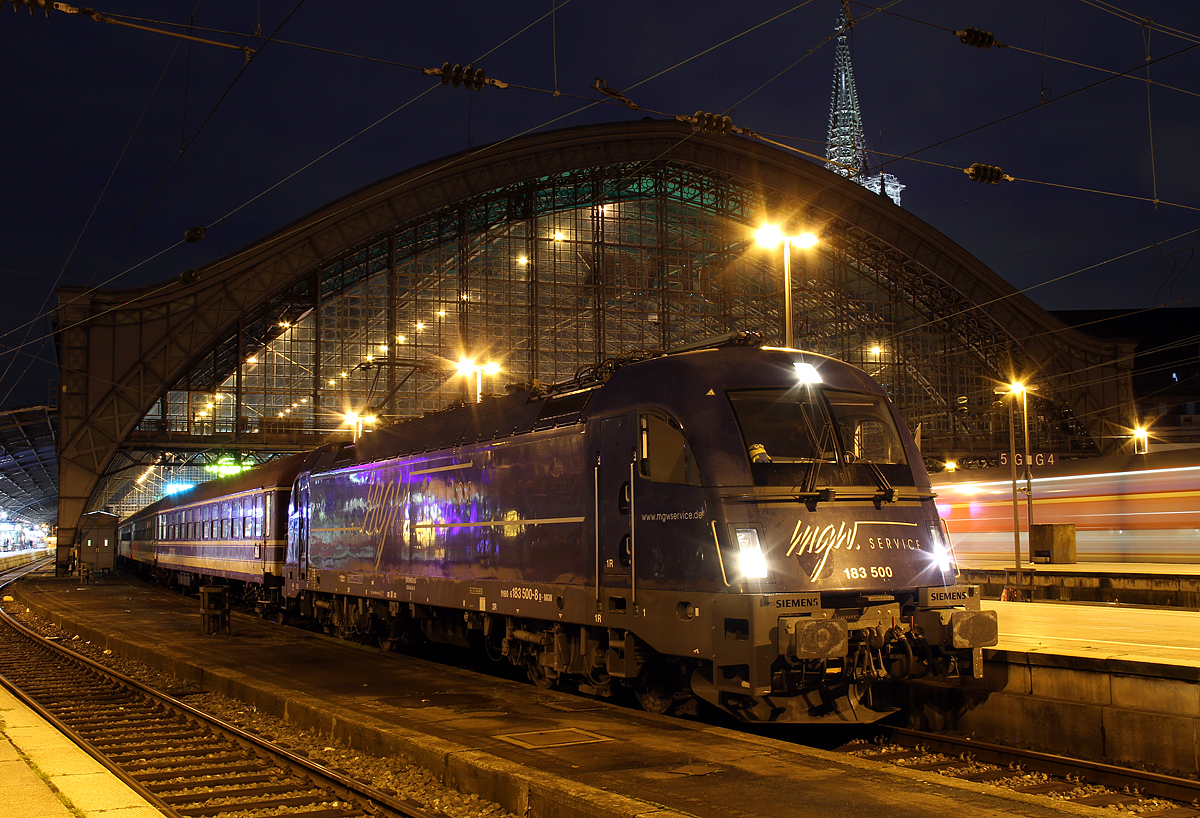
xmin=54 ymin=118 xmax=1132 ymax=564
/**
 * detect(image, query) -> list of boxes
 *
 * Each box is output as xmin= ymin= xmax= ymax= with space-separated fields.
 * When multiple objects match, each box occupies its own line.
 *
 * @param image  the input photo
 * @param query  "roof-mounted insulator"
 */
xmin=677 ymin=111 xmax=738 ymax=135
xmin=964 ymin=163 xmax=1014 ymax=184
xmin=955 ymin=26 xmax=1003 ymax=49
xmin=423 ymin=62 xmax=509 ymax=91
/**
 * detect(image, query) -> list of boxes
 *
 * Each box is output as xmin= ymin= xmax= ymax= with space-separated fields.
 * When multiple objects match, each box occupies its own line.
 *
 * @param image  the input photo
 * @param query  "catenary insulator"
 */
xmin=3 ymin=0 xmax=56 ymax=14
xmin=964 ymin=163 xmax=1009 ymax=184
xmin=184 ymin=226 xmax=206 ymax=243
xmin=430 ymin=62 xmax=488 ymax=91
xmin=690 ymin=111 xmax=734 ymax=135
xmin=956 ymin=26 xmax=998 ymax=49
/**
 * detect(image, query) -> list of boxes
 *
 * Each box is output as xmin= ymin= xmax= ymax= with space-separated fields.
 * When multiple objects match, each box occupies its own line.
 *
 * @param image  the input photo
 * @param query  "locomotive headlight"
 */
xmin=733 ymin=527 xmax=769 ymax=579
xmin=929 ymin=521 xmax=956 ymax=574
xmin=932 ymin=542 xmax=953 ymax=574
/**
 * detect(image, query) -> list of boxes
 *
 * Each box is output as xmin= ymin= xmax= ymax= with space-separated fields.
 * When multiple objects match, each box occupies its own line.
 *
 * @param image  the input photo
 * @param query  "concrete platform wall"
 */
xmin=904 ymin=650 xmax=1200 ymax=777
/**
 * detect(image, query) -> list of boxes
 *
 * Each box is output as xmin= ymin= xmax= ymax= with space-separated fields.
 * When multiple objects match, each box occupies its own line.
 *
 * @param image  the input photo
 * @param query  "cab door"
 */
xmin=595 ymin=416 xmax=635 ymax=609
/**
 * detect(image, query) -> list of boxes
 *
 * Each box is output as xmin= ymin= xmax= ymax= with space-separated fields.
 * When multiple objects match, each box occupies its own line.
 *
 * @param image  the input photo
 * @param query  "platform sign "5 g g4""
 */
xmin=997 ymin=451 xmax=1056 ymax=467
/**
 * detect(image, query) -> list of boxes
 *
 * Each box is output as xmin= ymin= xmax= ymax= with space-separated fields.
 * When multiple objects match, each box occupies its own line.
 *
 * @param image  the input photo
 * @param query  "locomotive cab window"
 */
xmin=638 ymin=413 xmax=700 ymax=485
xmin=824 ymin=391 xmax=907 ymax=466
xmin=729 ymin=387 xmax=916 ymax=487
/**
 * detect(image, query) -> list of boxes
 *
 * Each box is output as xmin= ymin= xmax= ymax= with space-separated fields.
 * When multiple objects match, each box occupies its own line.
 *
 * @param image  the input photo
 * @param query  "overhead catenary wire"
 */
xmin=9 ymin=1 xmax=1200 ymax=426
xmin=0 ymin=9 xmax=199 ymax=407
xmin=34 ymin=0 xmax=828 ymax=334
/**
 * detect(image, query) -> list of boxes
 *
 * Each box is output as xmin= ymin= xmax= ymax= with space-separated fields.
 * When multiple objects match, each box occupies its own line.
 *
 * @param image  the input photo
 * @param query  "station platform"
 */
xmin=6 ymin=572 xmax=1107 ymax=818
xmin=903 ymin=595 xmax=1200 ymax=777
xmin=955 ymin=559 xmax=1200 ymax=607
xmin=0 ymin=546 xmax=53 ymax=573
xmin=0 ymin=685 xmax=159 ymax=818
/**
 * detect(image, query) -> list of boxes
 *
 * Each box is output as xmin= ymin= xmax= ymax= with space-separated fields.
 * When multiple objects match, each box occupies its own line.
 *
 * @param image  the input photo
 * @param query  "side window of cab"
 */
xmin=639 ymin=413 xmax=701 ymax=485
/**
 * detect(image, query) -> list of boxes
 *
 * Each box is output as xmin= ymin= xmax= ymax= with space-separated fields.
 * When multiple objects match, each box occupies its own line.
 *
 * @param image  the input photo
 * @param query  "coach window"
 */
xmin=234 ymin=498 xmax=244 ymax=539
xmin=638 ymin=413 xmax=700 ymax=485
xmin=255 ymin=495 xmax=264 ymax=538
xmin=203 ymin=505 xmax=211 ymax=539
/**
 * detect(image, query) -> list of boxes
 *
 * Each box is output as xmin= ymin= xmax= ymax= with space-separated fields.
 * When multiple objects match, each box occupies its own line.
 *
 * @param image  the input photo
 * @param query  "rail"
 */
xmin=0 ymin=588 xmax=441 ymax=818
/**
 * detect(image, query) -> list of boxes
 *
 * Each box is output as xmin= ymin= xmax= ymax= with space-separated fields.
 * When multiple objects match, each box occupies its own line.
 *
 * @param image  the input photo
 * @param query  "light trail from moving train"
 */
xmin=931 ymin=449 xmax=1200 ymax=564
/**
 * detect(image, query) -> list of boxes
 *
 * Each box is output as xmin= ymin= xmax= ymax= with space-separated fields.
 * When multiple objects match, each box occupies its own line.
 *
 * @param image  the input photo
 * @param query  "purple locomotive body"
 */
xmin=122 ymin=338 xmax=997 ymax=723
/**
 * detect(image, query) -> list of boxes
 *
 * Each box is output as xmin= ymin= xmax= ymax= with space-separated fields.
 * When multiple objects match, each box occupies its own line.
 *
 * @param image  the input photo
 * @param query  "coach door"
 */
xmin=596 ymin=415 xmax=635 ymax=612
xmin=291 ymin=474 xmax=311 ymax=577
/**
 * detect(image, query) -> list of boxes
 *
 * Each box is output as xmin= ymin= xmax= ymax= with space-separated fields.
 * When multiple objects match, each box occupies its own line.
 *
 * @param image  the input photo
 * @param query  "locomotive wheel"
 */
xmin=378 ymin=635 xmax=399 ymax=652
xmin=527 ymin=658 xmax=556 ymax=689
xmin=259 ymin=607 xmax=288 ymax=626
xmin=633 ymin=666 xmax=680 ymax=715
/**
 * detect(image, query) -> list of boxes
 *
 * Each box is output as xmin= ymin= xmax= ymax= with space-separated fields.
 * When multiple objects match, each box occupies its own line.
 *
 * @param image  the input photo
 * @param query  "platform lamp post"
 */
xmin=995 ymin=381 xmax=1038 ymax=594
xmin=457 ymin=359 xmax=501 ymax=404
xmin=1017 ymin=383 xmax=1039 ymax=533
xmin=342 ymin=411 xmax=376 ymax=442
xmin=754 ymin=225 xmax=819 ymax=349
xmin=1133 ymin=425 xmax=1149 ymax=455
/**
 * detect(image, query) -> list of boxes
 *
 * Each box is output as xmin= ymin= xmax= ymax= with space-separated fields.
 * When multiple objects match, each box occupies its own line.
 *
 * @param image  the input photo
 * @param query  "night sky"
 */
xmin=3 ymin=0 xmax=1198 ymax=408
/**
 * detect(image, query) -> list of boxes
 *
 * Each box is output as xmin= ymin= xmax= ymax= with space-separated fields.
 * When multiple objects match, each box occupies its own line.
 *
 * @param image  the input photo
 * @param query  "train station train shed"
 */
xmin=53 ymin=119 xmax=1134 ymax=571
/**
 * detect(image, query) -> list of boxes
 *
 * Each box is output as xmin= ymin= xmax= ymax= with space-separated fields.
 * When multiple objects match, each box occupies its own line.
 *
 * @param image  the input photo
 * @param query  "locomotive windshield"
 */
xmin=728 ymin=387 xmax=916 ymax=488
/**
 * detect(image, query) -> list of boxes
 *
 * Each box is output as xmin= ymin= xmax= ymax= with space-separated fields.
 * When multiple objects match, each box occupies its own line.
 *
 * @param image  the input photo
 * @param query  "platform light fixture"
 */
xmin=1133 ymin=425 xmax=1149 ymax=455
xmin=754 ymin=224 xmax=820 ymax=349
xmin=457 ymin=358 xmax=502 ymax=403
xmin=343 ymin=411 xmax=375 ymax=441
xmin=994 ymin=380 xmax=1040 ymax=588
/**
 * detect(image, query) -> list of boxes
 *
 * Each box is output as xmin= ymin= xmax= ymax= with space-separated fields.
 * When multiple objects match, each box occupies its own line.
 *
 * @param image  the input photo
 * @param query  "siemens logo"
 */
xmin=775 ymin=597 xmax=819 ymax=609
xmin=929 ymin=590 xmax=969 ymax=602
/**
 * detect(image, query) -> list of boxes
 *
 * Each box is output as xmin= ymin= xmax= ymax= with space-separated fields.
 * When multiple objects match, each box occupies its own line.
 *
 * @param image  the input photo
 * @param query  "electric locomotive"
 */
xmin=119 ymin=334 xmax=997 ymax=723
xmin=279 ymin=334 xmax=996 ymax=723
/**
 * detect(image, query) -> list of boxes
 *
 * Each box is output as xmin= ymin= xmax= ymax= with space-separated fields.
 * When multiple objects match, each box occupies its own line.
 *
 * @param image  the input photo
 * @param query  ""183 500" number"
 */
xmin=844 ymin=566 xmax=893 ymax=579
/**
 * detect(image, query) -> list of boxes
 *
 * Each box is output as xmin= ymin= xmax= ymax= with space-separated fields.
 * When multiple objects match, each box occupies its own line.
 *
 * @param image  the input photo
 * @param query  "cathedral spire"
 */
xmin=824 ymin=12 xmax=904 ymax=206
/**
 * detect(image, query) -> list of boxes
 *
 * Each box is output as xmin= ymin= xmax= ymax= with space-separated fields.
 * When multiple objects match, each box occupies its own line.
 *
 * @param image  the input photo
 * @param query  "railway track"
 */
xmin=7 ymin=558 xmax=1197 ymax=817
xmin=846 ymin=726 xmax=1200 ymax=815
xmin=0 ymin=572 xmax=442 ymax=818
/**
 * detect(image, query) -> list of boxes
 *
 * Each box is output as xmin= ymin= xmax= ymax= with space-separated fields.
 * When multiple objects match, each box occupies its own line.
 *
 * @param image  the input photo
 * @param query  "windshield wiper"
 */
xmin=860 ymin=458 xmax=897 ymax=506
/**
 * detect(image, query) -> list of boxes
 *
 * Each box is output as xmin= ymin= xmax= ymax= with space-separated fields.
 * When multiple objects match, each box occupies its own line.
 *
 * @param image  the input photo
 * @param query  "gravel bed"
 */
xmin=845 ymin=739 xmax=1193 ymax=813
xmin=3 ymin=602 xmax=517 ymax=818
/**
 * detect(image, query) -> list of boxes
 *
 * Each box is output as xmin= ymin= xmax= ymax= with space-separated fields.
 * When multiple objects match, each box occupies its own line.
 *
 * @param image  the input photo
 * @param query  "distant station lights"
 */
xmin=205 ymin=456 xmax=250 ymax=477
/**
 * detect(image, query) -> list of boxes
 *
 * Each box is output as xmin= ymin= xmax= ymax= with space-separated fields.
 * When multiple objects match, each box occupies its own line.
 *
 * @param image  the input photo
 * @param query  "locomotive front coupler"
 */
xmin=906 ymin=584 xmax=999 ymax=680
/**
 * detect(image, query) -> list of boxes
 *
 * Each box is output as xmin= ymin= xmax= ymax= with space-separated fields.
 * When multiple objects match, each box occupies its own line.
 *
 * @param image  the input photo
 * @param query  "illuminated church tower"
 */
xmin=825 ymin=13 xmax=904 ymax=206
